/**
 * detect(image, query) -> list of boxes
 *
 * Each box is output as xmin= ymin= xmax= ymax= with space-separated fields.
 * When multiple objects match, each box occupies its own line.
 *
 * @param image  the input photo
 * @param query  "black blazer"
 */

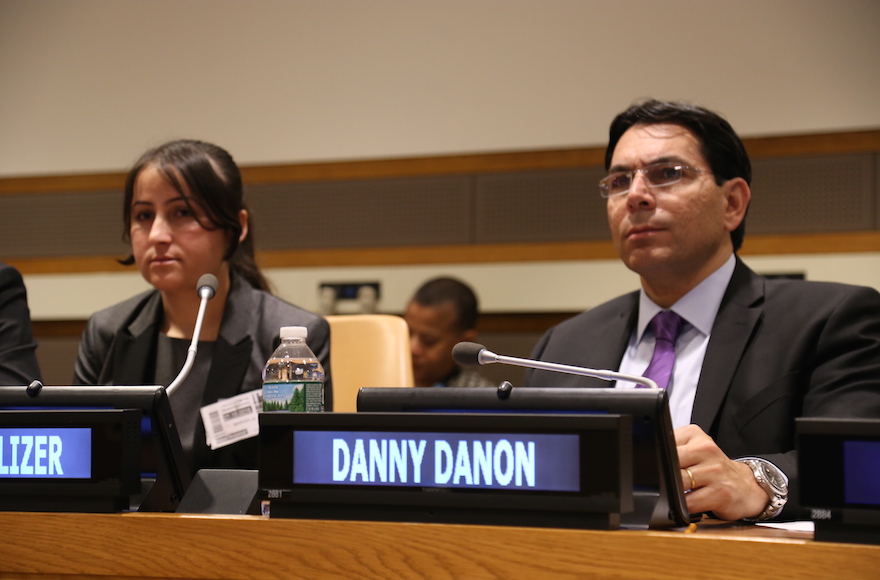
xmin=73 ymin=275 xmax=332 ymax=474
xmin=525 ymin=257 xmax=880 ymax=518
xmin=0 ymin=261 xmax=41 ymax=385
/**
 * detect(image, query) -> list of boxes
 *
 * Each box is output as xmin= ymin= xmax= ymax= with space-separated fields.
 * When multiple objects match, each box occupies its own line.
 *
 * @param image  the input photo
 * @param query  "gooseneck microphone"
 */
xmin=165 ymin=274 xmax=219 ymax=396
xmin=452 ymin=341 xmax=659 ymax=390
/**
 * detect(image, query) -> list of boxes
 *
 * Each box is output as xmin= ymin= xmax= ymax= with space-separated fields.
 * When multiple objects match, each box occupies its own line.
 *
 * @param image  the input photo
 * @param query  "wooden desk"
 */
xmin=0 ymin=512 xmax=877 ymax=579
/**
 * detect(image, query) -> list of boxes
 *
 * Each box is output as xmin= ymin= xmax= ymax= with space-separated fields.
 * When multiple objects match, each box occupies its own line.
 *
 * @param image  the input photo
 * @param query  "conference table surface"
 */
xmin=0 ymin=511 xmax=878 ymax=580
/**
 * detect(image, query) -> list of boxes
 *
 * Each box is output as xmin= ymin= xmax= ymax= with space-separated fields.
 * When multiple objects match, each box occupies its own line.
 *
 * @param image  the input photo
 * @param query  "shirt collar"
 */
xmin=636 ymin=253 xmax=736 ymax=341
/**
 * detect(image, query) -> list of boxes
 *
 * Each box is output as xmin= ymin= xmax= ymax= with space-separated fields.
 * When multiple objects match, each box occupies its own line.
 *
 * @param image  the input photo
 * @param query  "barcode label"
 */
xmin=209 ymin=410 xmax=222 ymax=434
xmin=199 ymin=390 xmax=261 ymax=450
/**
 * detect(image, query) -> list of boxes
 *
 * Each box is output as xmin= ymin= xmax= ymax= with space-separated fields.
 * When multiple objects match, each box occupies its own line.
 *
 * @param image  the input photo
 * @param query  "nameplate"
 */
xmin=798 ymin=417 xmax=880 ymax=544
xmin=0 ymin=409 xmax=141 ymax=513
xmin=0 ymin=427 xmax=91 ymax=478
xmin=259 ymin=412 xmax=632 ymax=529
xmin=292 ymin=430 xmax=580 ymax=491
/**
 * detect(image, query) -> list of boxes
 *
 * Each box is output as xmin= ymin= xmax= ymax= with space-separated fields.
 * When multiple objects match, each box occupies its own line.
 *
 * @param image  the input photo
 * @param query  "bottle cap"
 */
xmin=279 ymin=326 xmax=308 ymax=339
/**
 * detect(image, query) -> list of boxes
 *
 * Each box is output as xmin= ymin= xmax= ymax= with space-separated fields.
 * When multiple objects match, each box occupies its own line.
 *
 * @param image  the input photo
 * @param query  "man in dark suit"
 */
xmin=0 ymin=261 xmax=41 ymax=385
xmin=525 ymin=100 xmax=880 ymax=521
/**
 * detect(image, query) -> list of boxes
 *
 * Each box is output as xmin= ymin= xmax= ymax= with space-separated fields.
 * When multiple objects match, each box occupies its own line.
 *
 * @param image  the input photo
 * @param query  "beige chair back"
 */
xmin=325 ymin=314 xmax=415 ymax=412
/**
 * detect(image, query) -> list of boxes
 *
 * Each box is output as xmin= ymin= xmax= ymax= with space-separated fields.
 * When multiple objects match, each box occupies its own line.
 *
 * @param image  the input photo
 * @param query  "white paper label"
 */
xmin=200 ymin=390 xmax=262 ymax=450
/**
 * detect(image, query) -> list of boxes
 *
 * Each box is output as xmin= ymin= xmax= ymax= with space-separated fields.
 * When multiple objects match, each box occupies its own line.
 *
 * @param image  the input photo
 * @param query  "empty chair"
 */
xmin=325 ymin=314 xmax=415 ymax=412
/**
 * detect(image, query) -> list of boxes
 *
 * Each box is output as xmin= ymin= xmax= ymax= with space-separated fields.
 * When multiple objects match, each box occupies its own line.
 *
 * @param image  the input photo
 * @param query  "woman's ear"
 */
xmin=238 ymin=209 xmax=249 ymax=243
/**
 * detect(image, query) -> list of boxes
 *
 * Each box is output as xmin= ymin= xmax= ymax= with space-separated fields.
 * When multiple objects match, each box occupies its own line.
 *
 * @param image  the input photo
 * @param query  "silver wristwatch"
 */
xmin=735 ymin=457 xmax=788 ymax=522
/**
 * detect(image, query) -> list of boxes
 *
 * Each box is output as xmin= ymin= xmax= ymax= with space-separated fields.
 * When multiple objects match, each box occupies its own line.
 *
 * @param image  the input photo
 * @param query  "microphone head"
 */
xmin=452 ymin=342 xmax=488 ymax=366
xmin=197 ymin=274 xmax=219 ymax=300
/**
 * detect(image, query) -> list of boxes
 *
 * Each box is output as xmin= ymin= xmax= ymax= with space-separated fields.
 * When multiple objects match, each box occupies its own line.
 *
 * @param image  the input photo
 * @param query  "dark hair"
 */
xmin=412 ymin=277 xmax=479 ymax=331
xmin=121 ymin=139 xmax=270 ymax=292
xmin=605 ymin=99 xmax=751 ymax=252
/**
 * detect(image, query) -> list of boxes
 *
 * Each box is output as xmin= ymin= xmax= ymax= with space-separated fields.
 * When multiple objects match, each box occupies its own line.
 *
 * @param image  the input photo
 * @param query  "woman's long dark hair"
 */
xmin=121 ymin=139 xmax=270 ymax=292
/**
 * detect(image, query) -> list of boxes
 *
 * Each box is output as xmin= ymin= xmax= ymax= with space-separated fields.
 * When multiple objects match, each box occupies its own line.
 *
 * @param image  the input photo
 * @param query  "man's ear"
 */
xmin=722 ymin=177 xmax=750 ymax=233
xmin=461 ymin=328 xmax=478 ymax=343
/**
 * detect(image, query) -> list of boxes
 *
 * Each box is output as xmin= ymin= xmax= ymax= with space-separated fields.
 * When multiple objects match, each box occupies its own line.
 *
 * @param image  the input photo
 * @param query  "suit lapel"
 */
xmin=201 ymin=276 xmax=258 ymax=404
xmin=111 ymin=331 xmax=156 ymax=385
xmin=577 ymin=293 xmax=638 ymax=388
xmin=691 ymin=259 xmax=764 ymax=430
xmin=603 ymin=295 xmax=639 ymax=369
xmin=107 ymin=292 xmax=163 ymax=386
xmin=202 ymin=335 xmax=253 ymax=404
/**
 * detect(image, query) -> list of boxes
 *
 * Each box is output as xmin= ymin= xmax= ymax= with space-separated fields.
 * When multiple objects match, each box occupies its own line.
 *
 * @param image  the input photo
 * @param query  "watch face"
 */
xmin=759 ymin=462 xmax=787 ymax=492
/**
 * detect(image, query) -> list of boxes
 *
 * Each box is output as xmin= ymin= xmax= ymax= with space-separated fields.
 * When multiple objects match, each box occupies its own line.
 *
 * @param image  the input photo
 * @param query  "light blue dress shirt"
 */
xmin=617 ymin=254 xmax=736 ymax=429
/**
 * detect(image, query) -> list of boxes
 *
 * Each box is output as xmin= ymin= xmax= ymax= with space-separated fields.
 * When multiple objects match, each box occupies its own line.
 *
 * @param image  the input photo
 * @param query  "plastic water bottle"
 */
xmin=262 ymin=326 xmax=325 ymax=412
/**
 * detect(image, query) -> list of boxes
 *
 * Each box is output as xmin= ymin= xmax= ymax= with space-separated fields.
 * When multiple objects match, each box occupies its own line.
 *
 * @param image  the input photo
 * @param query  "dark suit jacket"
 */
xmin=73 ymin=274 xmax=332 ymax=474
xmin=0 ymin=262 xmax=41 ymax=385
xmin=525 ymin=257 xmax=880 ymax=518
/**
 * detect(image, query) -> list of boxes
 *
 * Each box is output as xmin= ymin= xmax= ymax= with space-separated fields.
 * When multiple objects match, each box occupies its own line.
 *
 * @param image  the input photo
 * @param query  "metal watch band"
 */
xmin=735 ymin=457 xmax=788 ymax=522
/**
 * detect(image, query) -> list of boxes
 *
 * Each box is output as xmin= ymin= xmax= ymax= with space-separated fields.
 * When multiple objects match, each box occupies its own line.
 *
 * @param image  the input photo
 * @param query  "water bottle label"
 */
xmin=263 ymin=381 xmax=324 ymax=412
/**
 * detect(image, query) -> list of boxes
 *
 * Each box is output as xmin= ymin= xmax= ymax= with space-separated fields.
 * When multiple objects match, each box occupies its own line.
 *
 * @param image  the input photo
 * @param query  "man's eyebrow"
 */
xmin=652 ymin=155 xmax=688 ymax=165
xmin=608 ymin=156 xmax=689 ymax=173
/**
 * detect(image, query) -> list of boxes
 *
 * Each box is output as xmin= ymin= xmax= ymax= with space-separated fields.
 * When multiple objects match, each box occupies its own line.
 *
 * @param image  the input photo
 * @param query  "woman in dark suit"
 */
xmin=73 ymin=140 xmax=331 ymax=473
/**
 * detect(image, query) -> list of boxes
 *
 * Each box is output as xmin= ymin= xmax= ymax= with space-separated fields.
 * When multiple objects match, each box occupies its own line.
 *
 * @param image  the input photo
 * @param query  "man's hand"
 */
xmin=674 ymin=424 xmax=769 ymax=521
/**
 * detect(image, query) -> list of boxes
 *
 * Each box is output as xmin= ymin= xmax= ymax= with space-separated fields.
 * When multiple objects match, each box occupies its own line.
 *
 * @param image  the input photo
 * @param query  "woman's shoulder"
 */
xmin=250 ymin=288 xmax=326 ymax=326
xmin=228 ymin=283 xmax=327 ymax=333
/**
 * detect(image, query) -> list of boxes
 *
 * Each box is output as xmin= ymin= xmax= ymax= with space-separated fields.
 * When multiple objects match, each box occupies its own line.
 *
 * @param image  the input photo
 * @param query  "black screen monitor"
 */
xmin=357 ymin=386 xmax=693 ymax=529
xmin=0 ymin=384 xmax=191 ymax=512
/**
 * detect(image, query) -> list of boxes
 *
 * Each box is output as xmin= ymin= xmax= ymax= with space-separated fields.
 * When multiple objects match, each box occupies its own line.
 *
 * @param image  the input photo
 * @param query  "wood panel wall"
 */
xmin=2 ymin=129 xmax=879 ymax=276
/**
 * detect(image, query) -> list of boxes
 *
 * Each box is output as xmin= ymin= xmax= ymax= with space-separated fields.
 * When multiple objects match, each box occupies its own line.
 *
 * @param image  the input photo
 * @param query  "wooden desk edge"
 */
xmin=0 ymin=512 xmax=877 ymax=580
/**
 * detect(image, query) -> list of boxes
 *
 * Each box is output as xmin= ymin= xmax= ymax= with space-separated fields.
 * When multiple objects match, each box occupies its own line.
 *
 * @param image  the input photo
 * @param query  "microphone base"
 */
xmin=176 ymin=469 xmax=260 ymax=515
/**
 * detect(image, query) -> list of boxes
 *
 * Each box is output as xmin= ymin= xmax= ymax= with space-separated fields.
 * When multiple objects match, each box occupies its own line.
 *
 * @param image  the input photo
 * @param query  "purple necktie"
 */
xmin=641 ymin=310 xmax=684 ymax=389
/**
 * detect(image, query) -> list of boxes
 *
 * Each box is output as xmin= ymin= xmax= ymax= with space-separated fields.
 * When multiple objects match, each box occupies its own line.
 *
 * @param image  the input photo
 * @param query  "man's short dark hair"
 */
xmin=605 ymin=99 xmax=751 ymax=252
xmin=411 ymin=277 xmax=479 ymax=331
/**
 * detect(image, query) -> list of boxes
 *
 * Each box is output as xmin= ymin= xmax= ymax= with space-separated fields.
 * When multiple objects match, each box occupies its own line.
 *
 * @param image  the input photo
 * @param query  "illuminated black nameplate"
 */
xmin=0 ymin=409 xmax=141 ymax=512
xmin=0 ymin=427 xmax=91 ymax=478
xmin=293 ymin=430 xmax=580 ymax=491
xmin=798 ymin=417 xmax=880 ymax=544
xmin=260 ymin=412 xmax=632 ymax=530
xmin=0 ymin=384 xmax=191 ymax=513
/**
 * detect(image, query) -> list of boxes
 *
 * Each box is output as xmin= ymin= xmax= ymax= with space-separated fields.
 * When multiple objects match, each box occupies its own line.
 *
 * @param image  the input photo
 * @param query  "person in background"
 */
xmin=525 ymin=99 xmax=880 ymax=521
xmin=0 ymin=261 xmax=41 ymax=385
xmin=404 ymin=276 xmax=494 ymax=389
xmin=73 ymin=139 xmax=331 ymax=473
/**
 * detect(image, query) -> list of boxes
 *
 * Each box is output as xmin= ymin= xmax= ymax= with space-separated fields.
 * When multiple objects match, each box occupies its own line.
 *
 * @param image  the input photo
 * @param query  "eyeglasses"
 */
xmin=598 ymin=161 xmax=703 ymax=198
